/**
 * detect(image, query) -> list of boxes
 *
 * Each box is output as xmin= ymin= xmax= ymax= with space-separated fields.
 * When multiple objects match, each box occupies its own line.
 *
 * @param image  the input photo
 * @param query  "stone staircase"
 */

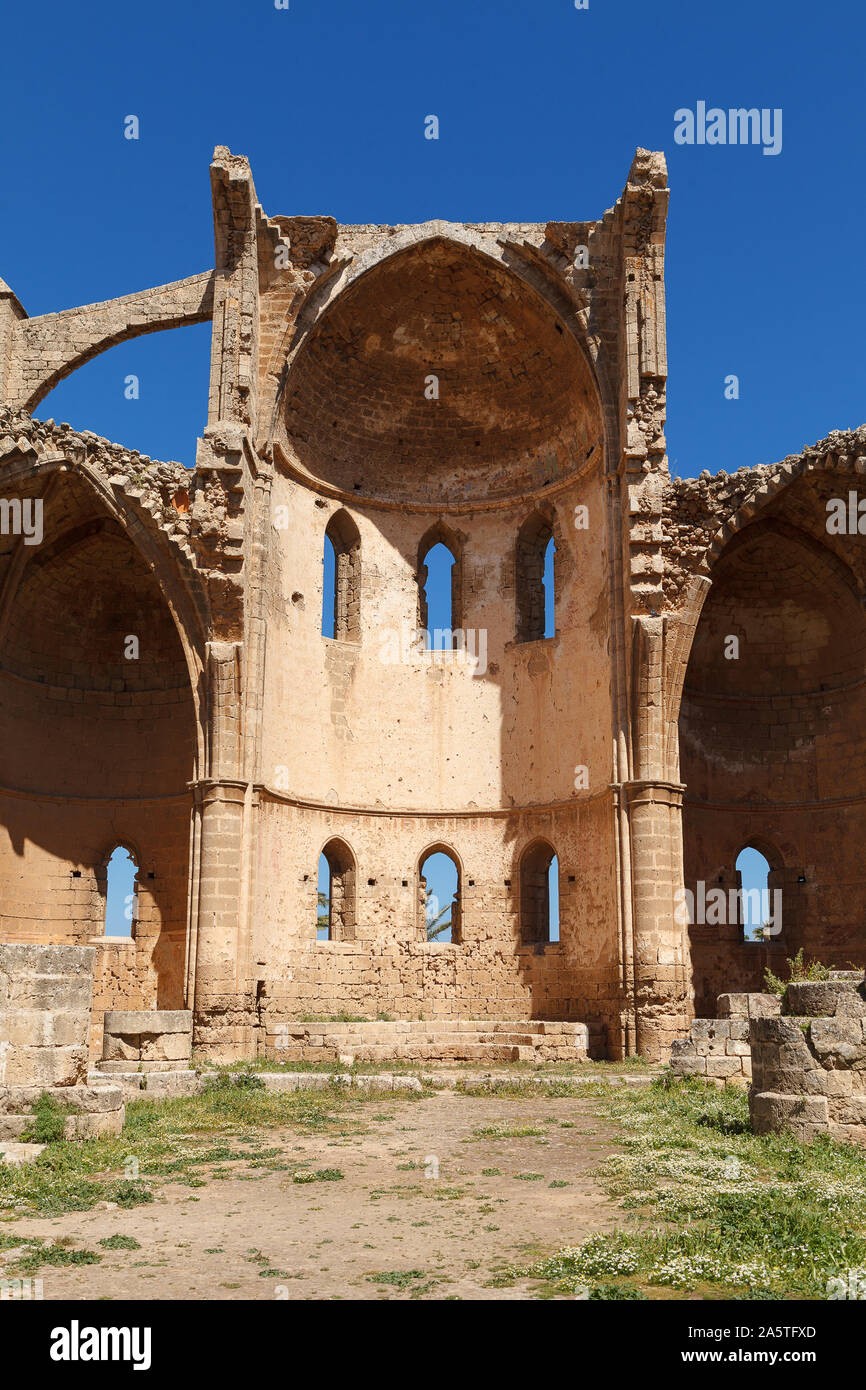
xmin=263 ymin=1019 xmax=590 ymax=1065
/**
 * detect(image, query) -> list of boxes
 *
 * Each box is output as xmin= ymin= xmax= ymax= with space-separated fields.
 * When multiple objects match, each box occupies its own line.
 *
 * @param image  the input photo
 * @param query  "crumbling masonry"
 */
xmin=1 ymin=146 xmax=864 ymax=1063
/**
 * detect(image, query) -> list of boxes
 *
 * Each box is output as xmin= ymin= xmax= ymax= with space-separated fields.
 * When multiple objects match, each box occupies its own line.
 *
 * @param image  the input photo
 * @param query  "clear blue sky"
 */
xmin=2 ymin=0 xmax=863 ymax=475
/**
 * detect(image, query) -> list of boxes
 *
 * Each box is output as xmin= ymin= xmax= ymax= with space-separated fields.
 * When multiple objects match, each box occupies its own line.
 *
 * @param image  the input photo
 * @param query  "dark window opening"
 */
xmin=516 ymin=512 xmax=556 ymax=642
xmin=322 ymin=511 xmax=361 ymax=641
xmin=519 ymin=841 xmax=559 ymax=943
xmin=317 ymin=839 xmax=357 ymax=942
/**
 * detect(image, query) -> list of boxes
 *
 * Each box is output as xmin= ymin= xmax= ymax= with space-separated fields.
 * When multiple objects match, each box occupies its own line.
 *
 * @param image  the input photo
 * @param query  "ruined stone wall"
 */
xmin=10 ymin=144 xmax=864 ymax=1066
xmin=669 ymin=990 xmax=780 ymax=1087
xmin=251 ymin=793 xmax=621 ymax=1051
xmin=0 ymin=943 xmax=125 ymax=1138
xmin=667 ymin=436 xmax=866 ymax=1017
xmin=750 ymin=977 xmax=866 ymax=1143
xmin=249 ymin=372 xmax=619 ymax=1040
xmin=0 ymin=414 xmax=205 ymax=1050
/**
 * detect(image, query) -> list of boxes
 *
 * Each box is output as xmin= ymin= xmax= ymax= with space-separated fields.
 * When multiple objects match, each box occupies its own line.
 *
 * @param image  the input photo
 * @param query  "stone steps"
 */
xmin=89 ymin=1068 xmax=657 ymax=1103
xmin=263 ymin=1018 xmax=589 ymax=1064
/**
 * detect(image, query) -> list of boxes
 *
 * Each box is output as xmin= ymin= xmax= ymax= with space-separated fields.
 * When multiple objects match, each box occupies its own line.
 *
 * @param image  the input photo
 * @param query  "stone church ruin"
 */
xmin=1 ymin=145 xmax=864 ymax=1067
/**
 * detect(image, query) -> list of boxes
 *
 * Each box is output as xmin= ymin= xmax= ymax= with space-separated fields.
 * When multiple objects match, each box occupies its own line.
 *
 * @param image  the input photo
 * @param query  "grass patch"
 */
xmin=20 ymin=1092 xmax=72 ymax=1144
xmin=367 ymin=1269 xmax=427 ymax=1288
xmin=510 ymin=1076 xmax=866 ymax=1299
xmin=292 ymin=1169 xmax=344 ymax=1184
xmin=15 ymin=1239 xmax=102 ymax=1274
xmin=0 ymin=1083 xmax=417 ymax=1217
xmin=467 ymin=1122 xmax=548 ymax=1141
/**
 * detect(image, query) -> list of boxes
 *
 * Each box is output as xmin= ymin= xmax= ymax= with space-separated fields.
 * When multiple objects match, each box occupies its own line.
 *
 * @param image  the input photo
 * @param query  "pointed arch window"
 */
xmin=418 ymin=845 xmax=462 ymax=943
xmin=417 ymin=524 xmax=462 ymax=649
xmin=516 ymin=512 xmax=556 ymax=642
xmin=736 ymin=845 xmax=774 ymax=943
xmin=103 ymin=845 xmax=138 ymax=938
xmin=317 ymin=839 xmax=357 ymax=941
xmin=519 ymin=840 xmax=559 ymax=943
xmin=322 ymin=511 xmax=361 ymax=641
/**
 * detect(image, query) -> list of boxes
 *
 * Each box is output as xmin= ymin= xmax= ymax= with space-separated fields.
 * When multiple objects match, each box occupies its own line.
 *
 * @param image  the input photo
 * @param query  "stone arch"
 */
xmin=270 ymin=234 xmax=609 ymax=508
xmin=417 ymin=842 xmax=462 ymax=943
xmin=678 ymin=502 xmax=866 ymax=1010
xmin=264 ymin=225 xmax=614 ymax=438
xmin=318 ymin=837 xmax=357 ymax=942
xmin=0 ymin=454 xmax=203 ymax=1012
xmin=417 ymin=521 xmax=462 ymax=639
xmin=323 ymin=509 xmax=361 ymax=642
xmin=519 ymin=838 xmax=559 ymax=944
xmin=664 ymin=454 xmax=866 ymax=778
xmin=8 ymin=272 xmax=214 ymax=413
xmin=0 ymin=452 xmax=208 ymax=756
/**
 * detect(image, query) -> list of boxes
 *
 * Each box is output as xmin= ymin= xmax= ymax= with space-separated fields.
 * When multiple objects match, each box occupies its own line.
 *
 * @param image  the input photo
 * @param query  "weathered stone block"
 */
xmin=785 ymin=981 xmax=866 ymax=1018
xmin=750 ymin=1091 xmax=829 ymax=1136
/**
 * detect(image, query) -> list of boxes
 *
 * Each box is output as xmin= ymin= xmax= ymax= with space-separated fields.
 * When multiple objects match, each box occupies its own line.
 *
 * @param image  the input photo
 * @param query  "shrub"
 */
xmin=765 ymin=948 xmax=830 ymax=996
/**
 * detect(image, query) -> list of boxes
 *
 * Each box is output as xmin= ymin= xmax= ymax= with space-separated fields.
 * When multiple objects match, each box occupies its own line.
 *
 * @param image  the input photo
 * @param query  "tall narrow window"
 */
xmin=543 ymin=534 xmax=556 ymax=638
xmin=418 ymin=846 xmax=461 ymax=943
xmin=322 ymin=511 xmax=361 ymax=641
xmin=519 ymin=840 xmax=559 ymax=943
xmin=418 ymin=524 xmax=461 ymax=649
xmin=322 ymin=532 xmax=337 ymax=639
xmin=317 ymin=839 xmax=356 ymax=942
xmin=516 ymin=512 xmax=555 ymax=642
xmin=104 ymin=845 xmax=137 ymax=938
xmin=736 ymin=846 xmax=773 ymax=943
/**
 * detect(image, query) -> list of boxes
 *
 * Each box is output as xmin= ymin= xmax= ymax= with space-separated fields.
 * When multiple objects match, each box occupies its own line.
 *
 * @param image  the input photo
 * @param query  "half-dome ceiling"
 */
xmin=282 ymin=239 xmax=602 ymax=505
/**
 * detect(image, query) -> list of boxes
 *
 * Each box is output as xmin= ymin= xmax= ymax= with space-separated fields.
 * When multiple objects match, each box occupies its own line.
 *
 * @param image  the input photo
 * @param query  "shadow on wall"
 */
xmin=0 ymin=467 xmax=199 ymax=1008
xmin=681 ymin=491 xmax=866 ymax=1013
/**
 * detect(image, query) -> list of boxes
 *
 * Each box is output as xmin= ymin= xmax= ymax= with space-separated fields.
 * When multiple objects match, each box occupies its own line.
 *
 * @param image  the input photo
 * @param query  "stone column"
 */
xmin=191 ymin=779 xmax=254 ymax=1059
xmin=625 ymin=779 xmax=691 ymax=1057
xmin=624 ymin=615 xmax=693 ymax=1058
xmin=188 ymin=641 xmax=256 ymax=1061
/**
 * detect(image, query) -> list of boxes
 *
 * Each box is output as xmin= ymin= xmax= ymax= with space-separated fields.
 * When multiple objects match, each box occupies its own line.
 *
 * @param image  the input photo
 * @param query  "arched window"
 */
xmin=519 ymin=840 xmax=559 ymax=943
xmin=418 ymin=846 xmax=461 ymax=943
xmin=322 ymin=511 xmax=361 ymax=641
xmin=317 ymin=839 xmax=356 ymax=941
xmin=103 ymin=845 xmax=138 ymax=938
xmin=543 ymin=534 xmax=556 ymax=638
xmin=418 ymin=525 xmax=461 ymax=649
xmin=736 ymin=846 xmax=773 ymax=943
xmin=516 ymin=512 xmax=555 ymax=642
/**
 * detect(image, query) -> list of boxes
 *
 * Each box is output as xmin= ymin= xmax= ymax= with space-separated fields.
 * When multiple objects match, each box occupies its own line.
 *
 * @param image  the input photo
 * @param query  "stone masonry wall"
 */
xmin=0 ymin=943 xmax=124 ymax=1139
xmin=670 ymin=991 xmax=780 ymax=1087
xmin=750 ymin=976 xmax=866 ymax=1143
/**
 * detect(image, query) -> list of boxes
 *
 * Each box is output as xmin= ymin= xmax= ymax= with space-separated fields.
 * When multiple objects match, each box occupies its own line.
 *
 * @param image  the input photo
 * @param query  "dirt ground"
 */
xmin=9 ymin=1093 xmax=621 ymax=1300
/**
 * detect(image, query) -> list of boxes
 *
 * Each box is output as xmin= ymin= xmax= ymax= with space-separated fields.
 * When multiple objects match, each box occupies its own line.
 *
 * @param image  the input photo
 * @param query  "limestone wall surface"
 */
xmin=669 ymin=992 xmax=780 ymax=1087
xmin=0 ymin=943 xmax=124 ymax=1139
xmin=750 ymin=978 xmax=866 ymax=1144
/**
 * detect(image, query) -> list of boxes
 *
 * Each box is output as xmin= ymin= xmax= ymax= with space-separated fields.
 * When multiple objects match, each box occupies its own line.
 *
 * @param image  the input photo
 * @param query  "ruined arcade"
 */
xmin=1 ymin=145 xmax=864 ymax=1065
